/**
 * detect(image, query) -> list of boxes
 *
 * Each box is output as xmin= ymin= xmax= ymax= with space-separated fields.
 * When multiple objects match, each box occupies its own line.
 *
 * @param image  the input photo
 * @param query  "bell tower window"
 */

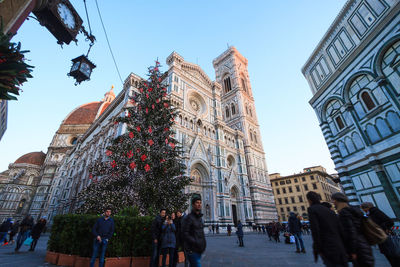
xmin=225 ymin=107 xmax=230 ymax=118
xmin=335 ymin=116 xmax=345 ymax=130
xmin=224 ymin=77 xmax=232 ymax=93
xmin=241 ymin=78 xmax=247 ymax=92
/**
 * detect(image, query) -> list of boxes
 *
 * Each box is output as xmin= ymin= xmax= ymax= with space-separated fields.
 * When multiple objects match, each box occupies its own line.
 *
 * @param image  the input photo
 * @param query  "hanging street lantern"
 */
xmin=68 ymin=54 xmax=96 ymax=85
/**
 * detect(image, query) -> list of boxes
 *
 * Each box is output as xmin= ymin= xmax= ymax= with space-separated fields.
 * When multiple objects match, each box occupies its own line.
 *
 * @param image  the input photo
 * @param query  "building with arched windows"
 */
xmin=302 ymin=0 xmax=400 ymax=223
xmin=43 ymin=47 xmax=277 ymax=225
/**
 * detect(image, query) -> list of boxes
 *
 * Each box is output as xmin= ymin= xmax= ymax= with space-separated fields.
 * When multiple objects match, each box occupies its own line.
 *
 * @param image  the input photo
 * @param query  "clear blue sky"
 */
xmin=0 ymin=0 xmax=347 ymax=175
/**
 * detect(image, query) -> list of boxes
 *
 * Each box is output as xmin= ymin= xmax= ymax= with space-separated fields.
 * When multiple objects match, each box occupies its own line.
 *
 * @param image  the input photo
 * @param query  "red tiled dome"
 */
xmin=14 ymin=152 xmax=46 ymax=166
xmin=63 ymin=102 xmax=103 ymax=125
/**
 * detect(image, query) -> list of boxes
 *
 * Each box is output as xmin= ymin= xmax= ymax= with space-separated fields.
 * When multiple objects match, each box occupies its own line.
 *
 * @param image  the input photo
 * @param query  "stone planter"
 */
xmin=105 ymin=257 xmax=131 ymax=267
xmin=57 ymin=253 xmax=77 ymax=266
xmin=45 ymin=251 xmax=59 ymax=265
xmin=74 ymin=256 xmax=99 ymax=267
xmin=131 ymin=257 xmax=150 ymax=267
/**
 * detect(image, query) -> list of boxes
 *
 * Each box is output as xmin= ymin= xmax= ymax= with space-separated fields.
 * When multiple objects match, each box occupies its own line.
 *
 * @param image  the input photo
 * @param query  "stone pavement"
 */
xmin=0 ymin=233 xmax=390 ymax=267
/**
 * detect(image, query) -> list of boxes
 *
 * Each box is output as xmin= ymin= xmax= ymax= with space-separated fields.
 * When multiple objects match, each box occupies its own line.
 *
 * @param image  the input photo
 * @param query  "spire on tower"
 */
xmin=103 ymin=85 xmax=116 ymax=103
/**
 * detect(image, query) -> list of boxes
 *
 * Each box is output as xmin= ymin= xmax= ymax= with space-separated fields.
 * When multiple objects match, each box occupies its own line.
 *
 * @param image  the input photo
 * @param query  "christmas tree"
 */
xmin=77 ymin=61 xmax=191 ymax=215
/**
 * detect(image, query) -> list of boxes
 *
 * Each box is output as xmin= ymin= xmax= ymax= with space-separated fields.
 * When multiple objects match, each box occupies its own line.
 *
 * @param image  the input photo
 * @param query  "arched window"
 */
xmin=376 ymin=118 xmax=391 ymax=138
xmin=245 ymin=105 xmax=249 ymax=114
xmin=250 ymin=131 xmax=253 ymax=141
xmin=254 ymin=132 xmax=258 ymax=143
xmin=335 ymin=116 xmax=345 ymax=130
xmin=361 ymin=91 xmax=376 ymax=111
xmin=249 ymin=108 xmax=253 ymax=117
xmin=337 ymin=141 xmax=348 ymax=157
xmin=352 ymin=132 xmax=364 ymax=150
xmin=241 ymin=77 xmax=247 ymax=92
xmin=231 ymin=104 xmax=236 ymax=115
xmin=223 ymin=76 xmax=232 ymax=93
xmin=225 ymin=107 xmax=230 ymax=118
xmin=70 ymin=137 xmax=78 ymax=145
xmin=386 ymin=111 xmax=400 ymax=132
xmin=325 ymin=99 xmax=346 ymax=132
xmin=366 ymin=124 xmax=381 ymax=143
xmin=344 ymin=137 xmax=356 ymax=154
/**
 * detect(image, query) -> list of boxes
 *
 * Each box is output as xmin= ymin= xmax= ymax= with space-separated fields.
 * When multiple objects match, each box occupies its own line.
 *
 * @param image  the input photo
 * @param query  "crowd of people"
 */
xmin=0 ymin=215 xmax=47 ymax=252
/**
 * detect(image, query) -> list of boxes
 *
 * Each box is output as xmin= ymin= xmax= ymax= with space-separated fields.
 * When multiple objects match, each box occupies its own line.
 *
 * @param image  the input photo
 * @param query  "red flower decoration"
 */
xmin=164 ymin=127 xmax=169 ymax=132
xmin=157 ymin=84 xmax=160 ymax=88
xmin=146 ymin=108 xmax=149 ymax=114
xmin=152 ymin=104 xmax=155 ymax=109
xmin=156 ymin=99 xmax=160 ymax=103
xmin=114 ymin=121 xmax=118 ymax=125
xmin=140 ymin=88 xmax=143 ymax=93
xmin=160 ymin=159 xmax=166 ymax=163
xmin=158 ymin=78 xmax=162 ymax=82
xmin=164 ymin=103 xmax=169 ymax=108
xmin=127 ymin=150 xmax=133 ymax=158
xmin=148 ymin=87 xmax=153 ymax=92
xmin=169 ymin=142 xmax=175 ymax=149
xmin=148 ymin=139 xmax=154 ymax=146
xmin=163 ymin=92 xmax=167 ymax=97
xmin=110 ymin=160 xmax=117 ymax=168
xmin=146 ymin=93 xmax=149 ymax=99
xmin=144 ymin=164 xmax=151 ymax=172
xmin=106 ymin=150 xmax=112 ymax=156
xmin=141 ymin=154 xmax=147 ymax=161
xmin=154 ymin=67 xmax=158 ymax=71
xmin=127 ymin=112 xmax=131 ymax=118
xmin=165 ymin=138 xmax=168 ymax=144
xmin=129 ymin=162 xmax=136 ymax=169
xmin=148 ymin=126 xmax=152 ymax=133
xmin=136 ymin=126 xmax=141 ymax=132
xmin=129 ymin=132 xmax=134 ymax=139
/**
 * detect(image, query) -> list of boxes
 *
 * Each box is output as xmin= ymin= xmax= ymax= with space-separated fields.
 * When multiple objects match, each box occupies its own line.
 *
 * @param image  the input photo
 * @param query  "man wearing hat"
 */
xmin=182 ymin=194 xmax=206 ymax=267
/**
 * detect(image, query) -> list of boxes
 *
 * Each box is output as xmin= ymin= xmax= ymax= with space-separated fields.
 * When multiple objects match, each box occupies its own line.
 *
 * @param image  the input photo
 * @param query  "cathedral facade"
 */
xmin=1 ymin=47 xmax=277 ymax=225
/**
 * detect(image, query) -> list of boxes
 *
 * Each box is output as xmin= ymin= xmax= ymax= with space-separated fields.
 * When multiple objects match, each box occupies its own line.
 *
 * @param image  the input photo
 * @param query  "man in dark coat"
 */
xmin=29 ymin=218 xmax=47 ymax=251
xmin=90 ymin=208 xmax=115 ymax=267
xmin=332 ymin=192 xmax=374 ymax=267
xmin=150 ymin=208 xmax=166 ymax=267
xmin=9 ymin=220 xmax=19 ymax=245
xmin=227 ymin=224 xmax=232 ymax=236
xmin=361 ymin=202 xmax=398 ymax=266
xmin=288 ymin=212 xmax=305 ymax=253
xmin=182 ymin=194 xmax=206 ymax=267
xmin=172 ymin=211 xmax=184 ymax=267
xmin=306 ymin=191 xmax=348 ymax=267
xmin=236 ymin=221 xmax=244 ymax=247
xmin=15 ymin=215 xmax=34 ymax=252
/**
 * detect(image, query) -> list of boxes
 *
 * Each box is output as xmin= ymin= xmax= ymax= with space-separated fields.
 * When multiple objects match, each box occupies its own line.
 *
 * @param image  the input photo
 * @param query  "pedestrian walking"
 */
xmin=161 ymin=215 xmax=176 ymax=267
xmin=90 ymin=208 xmax=115 ymax=267
xmin=266 ymin=223 xmax=273 ymax=241
xmin=211 ymin=224 xmax=215 ymax=234
xmin=332 ymin=192 xmax=374 ymax=267
xmin=227 ymin=224 xmax=232 ymax=236
xmin=15 ymin=215 xmax=34 ymax=252
xmin=172 ymin=211 xmax=186 ymax=267
xmin=0 ymin=218 xmax=12 ymax=245
xmin=306 ymin=191 xmax=348 ymax=267
xmin=288 ymin=212 xmax=306 ymax=253
xmin=29 ymin=218 xmax=47 ymax=251
xmin=272 ymin=222 xmax=280 ymax=243
xmin=361 ymin=202 xmax=399 ymax=266
xmin=182 ymin=194 xmax=206 ymax=267
xmin=216 ymin=224 xmax=219 ymax=234
xmin=8 ymin=220 xmax=19 ymax=245
xmin=208 ymin=225 xmax=212 ymax=234
xmin=236 ymin=220 xmax=244 ymax=247
xmin=262 ymin=225 xmax=266 ymax=234
xmin=150 ymin=208 xmax=166 ymax=267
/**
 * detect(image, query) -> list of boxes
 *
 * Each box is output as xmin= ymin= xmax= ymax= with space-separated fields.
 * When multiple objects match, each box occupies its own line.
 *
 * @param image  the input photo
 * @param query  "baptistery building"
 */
xmin=302 ymin=0 xmax=400 ymax=223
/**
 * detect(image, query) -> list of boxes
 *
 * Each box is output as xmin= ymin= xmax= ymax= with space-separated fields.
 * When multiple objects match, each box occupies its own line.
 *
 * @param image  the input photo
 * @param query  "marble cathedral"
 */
xmin=0 ymin=47 xmax=277 ymax=225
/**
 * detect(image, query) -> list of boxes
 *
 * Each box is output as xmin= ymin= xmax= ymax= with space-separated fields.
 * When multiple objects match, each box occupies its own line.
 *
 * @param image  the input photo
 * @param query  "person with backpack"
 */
xmin=332 ymin=193 xmax=374 ymax=267
xmin=361 ymin=202 xmax=399 ymax=266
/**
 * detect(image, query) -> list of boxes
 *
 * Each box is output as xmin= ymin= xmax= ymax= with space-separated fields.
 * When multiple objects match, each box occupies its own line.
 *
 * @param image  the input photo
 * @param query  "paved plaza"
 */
xmin=0 ymin=233 xmax=390 ymax=267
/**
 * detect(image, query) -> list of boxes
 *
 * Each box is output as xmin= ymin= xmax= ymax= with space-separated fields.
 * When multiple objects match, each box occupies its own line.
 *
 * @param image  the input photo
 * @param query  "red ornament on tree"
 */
xmin=165 ymin=138 xmax=168 ymax=144
xmin=146 ymin=108 xmax=149 ymax=114
xmin=129 ymin=132 xmax=134 ymax=139
xmin=136 ymin=148 xmax=140 ymax=153
xmin=148 ymin=87 xmax=153 ymax=92
xmin=163 ymin=92 xmax=167 ymax=97
xmin=152 ymin=104 xmax=155 ymax=109
xmin=169 ymin=142 xmax=175 ymax=149
xmin=148 ymin=126 xmax=152 ymax=133
xmin=164 ymin=127 xmax=169 ymax=132
xmin=136 ymin=126 xmax=141 ymax=132
xmin=148 ymin=139 xmax=154 ymax=146
xmin=89 ymin=173 xmax=93 ymax=179
xmin=106 ymin=150 xmax=112 ymax=156
xmin=129 ymin=161 xmax=136 ymax=169
xmin=127 ymin=112 xmax=131 ymax=118
xmin=114 ymin=121 xmax=118 ymax=125
xmin=127 ymin=150 xmax=133 ymax=158
xmin=141 ymin=154 xmax=147 ymax=161
xmin=164 ymin=103 xmax=169 ymax=108
xmin=110 ymin=160 xmax=117 ymax=168
xmin=144 ymin=164 xmax=151 ymax=172
xmin=146 ymin=93 xmax=149 ymax=99
xmin=156 ymin=99 xmax=160 ymax=103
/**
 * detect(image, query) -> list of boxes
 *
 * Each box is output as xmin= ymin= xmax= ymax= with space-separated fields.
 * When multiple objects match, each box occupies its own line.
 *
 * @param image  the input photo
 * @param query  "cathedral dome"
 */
xmin=14 ymin=152 xmax=46 ymax=166
xmin=62 ymin=87 xmax=116 ymax=126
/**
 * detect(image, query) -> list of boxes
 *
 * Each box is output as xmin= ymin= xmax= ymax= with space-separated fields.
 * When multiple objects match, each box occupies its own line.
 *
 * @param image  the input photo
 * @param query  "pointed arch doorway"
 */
xmin=230 ymin=186 xmax=240 ymax=226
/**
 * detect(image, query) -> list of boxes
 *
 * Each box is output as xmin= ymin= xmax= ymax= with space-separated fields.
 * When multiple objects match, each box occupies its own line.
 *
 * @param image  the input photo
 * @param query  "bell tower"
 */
xmin=213 ymin=47 xmax=277 ymax=223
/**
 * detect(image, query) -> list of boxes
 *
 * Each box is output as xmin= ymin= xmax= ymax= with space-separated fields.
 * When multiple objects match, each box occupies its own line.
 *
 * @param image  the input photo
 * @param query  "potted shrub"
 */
xmin=57 ymin=253 xmax=76 ymax=266
xmin=45 ymin=251 xmax=59 ymax=265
